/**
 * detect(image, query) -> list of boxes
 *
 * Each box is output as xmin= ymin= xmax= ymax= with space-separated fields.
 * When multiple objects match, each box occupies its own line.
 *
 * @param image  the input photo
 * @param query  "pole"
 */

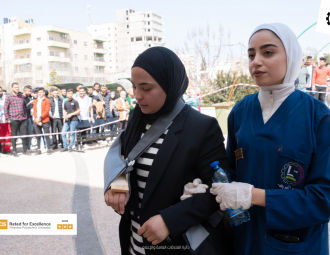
xmin=297 ymin=22 xmax=317 ymax=39
xmin=313 ymin=42 xmax=330 ymax=60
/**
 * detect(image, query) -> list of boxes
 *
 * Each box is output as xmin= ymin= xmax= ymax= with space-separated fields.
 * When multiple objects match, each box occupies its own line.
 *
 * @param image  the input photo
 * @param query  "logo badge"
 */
xmin=235 ymin=148 xmax=243 ymax=160
xmin=0 ymin=220 xmax=8 ymax=229
xmin=280 ymin=162 xmax=305 ymax=188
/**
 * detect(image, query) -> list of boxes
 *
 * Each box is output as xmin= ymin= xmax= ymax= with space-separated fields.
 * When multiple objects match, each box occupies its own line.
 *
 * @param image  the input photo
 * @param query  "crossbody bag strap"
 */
xmin=124 ymin=99 xmax=185 ymax=173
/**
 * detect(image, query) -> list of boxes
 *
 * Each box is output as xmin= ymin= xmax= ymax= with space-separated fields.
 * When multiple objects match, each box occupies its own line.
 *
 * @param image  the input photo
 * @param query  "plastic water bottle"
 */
xmin=210 ymin=161 xmax=250 ymax=226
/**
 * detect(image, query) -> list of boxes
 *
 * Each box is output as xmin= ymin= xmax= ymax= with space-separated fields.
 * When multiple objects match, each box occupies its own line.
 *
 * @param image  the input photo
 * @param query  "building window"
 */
xmin=37 ymin=52 xmax=41 ymax=56
xmin=36 ymin=66 xmax=42 ymax=70
xmin=19 ymin=40 xmax=23 ymax=44
xmin=19 ymin=56 xmax=24 ymax=59
xmin=68 ymin=39 xmax=70 ymax=42
xmin=127 ymin=32 xmax=129 ymax=34
xmin=109 ymin=47 xmax=111 ymax=49
xmin=84 ymin=42 xmax=87 ymax=46
xmin=127 ymin=25 xmax=129 ymax=28
xmin=109 ymin=40 xmax=111 ymax=42
xmin=131 ymin=38 xmax=134 ymax=42
xmin=49 ymin=37 xmax=54 ymax=41
xmin=74 ymin=54 xmax=78 ymax=59
xmin=108 ymin=27 xmax=110 ymax=30
xmin=55 ymin=52 xmax=60 ymax=56
xmin=26 ymin=54 xmax=30 ymax=58
xmin=75 ymin=67 xmax=78 ymax=71
xmin=126 ymin=17 xmax=128 ymax=20
xmin=37 ymin=37 xmax=41 ymax=41
xmin=109 ymin=53 xmax=111 ymax=56
xmin=148 ymin=21 xmax=150 ymax=25
xmin=74 ymin=40 xmax=77 ymax=44
xmin=26 ymin=39 xmax=29 ymax=43
xmin=84 ymin=55 xmax=87 ymax=60
xmin=148 ymin=29 xmax=150 ymax=32
xmin=149 ymin=44 xmax=151 ymax=47
xmin=108 ymin=34 xmax=111 ymax=36
xmin=126 ymin=10 xmax=128 ymax=15
xmin=147 ymin=14 xmax=150 ymax=17
xmin=50 ymin=51 xmax=54 ymax=56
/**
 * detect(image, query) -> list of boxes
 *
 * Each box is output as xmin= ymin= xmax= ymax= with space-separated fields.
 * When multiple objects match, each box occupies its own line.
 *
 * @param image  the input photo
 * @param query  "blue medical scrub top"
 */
xmin=226 ymin=90 xmax=330 ymax=255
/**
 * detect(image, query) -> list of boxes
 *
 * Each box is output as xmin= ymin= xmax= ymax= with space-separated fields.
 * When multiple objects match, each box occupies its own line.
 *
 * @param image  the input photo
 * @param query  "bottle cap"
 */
xmin=210 ymin=161 xmax=220 ymax=168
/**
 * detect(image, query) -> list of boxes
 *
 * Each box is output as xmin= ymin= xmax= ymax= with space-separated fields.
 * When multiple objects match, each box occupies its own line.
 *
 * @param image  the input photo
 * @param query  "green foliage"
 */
xmin=45 ymin=70 xmax=63 ymax=89
xmin=201 ymin=70 xmax=259 ymax=107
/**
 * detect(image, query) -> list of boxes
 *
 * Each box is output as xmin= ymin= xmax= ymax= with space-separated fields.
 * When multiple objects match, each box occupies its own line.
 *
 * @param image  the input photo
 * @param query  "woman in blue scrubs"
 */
xmin=189 ymin=23 xmax=330 ymax=254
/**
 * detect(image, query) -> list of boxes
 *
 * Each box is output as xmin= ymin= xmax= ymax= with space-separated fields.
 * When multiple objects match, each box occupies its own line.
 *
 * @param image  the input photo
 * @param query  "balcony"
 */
xmin=13 ymin=27 xmax=32 ymax=36
xmin=93 ymin=35 xmax=107 ymax=43
xmin=47 ymin=40 xmax=70 ymax=49
xmin=47 ymin=26 xmax=69 ymax=34
xmin=93 ymin=47 xmax=106 ymax=54
xmin=48 ymin=56 xmax=70 ymax=63
xmin=13 ymin=43 xmax=32 ymax=51
xmin=94 ymin=59 xmax=107 ymax=67
xmin=14 ymin=58 xmax=31 ymax=65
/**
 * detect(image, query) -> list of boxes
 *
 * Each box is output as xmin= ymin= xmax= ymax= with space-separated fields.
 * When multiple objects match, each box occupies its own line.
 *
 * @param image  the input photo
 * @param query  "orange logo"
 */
xmin=68 ymin=224 xmax=73 ymax=229
xmin=57 ymin=224 xmax=73 ymax=230
xmin=57 ymin=224 xmax=63 ymax=229
xmin=0 ymin=220 xmax=8 ymax=229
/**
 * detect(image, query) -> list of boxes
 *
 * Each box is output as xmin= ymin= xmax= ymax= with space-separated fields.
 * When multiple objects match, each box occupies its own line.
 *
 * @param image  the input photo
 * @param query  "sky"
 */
xmin=2 ymin=0 xmax=329 ymax=60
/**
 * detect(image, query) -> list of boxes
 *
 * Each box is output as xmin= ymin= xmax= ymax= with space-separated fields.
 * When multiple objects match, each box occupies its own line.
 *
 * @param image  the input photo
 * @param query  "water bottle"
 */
xmin=210 ymin=161 xmax=250 ymax=226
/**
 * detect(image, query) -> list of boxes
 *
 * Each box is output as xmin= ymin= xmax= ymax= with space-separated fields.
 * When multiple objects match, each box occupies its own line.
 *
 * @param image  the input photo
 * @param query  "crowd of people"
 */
xmin=0 ymin=82 xmax=136 ymax=157
xmin=295 ymin=56 xmax=330 ymax=105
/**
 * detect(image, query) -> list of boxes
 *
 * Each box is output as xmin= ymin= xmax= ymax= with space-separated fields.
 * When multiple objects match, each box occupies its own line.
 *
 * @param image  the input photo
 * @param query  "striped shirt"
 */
xmin=129 ymin=124 xmax=169 ymax=255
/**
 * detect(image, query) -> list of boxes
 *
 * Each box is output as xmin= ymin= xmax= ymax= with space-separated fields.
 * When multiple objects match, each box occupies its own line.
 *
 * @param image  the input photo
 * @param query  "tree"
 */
xmin=200 ymin=70 xmax=259 ymax=107
xmin=45 ymin=70 xmax=63 ymax=89
xmin=323 ymin=53 xmax=330 ymax=63
xmin=176 ymin=24 xmax=225 ymax=88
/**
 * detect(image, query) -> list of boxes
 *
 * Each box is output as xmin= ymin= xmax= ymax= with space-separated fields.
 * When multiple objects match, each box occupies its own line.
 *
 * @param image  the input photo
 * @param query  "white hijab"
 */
xmin=249 ymin=23 xmax=303 ymax=123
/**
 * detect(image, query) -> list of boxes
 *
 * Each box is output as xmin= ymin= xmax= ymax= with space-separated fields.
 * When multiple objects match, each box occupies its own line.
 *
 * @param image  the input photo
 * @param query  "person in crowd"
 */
xmin=76 ymin=87 xmax=94 ymax=149
xmin=93 ymin=83 xmax=101 ymax=96
xmin=305 ymin=56 xmax=314 ymax=95
xmin=50 ymin=89 xmax=63 ymax=149
xmin=190 ymin=23 xmax=330 ymax=255
xmin=126 ymin=88 xmax=136 ymax=113
xmin=185 ymin=87 xmax=200 ymax=110
xmin=4 ymin=82 xmax=29 ymax=157
xmin=295 ymin=59 xmax=310 ymax=90
xmin=110 ymin=91 xmax=119 ymax=132
xmin=117 ymin=85 xmax=123 ymax=95
xmin=61 ymin=89 xmax=80 ymax=152
xmin=326 ymin=63 xmax=330 ymax=69
xmin=104 ymin=47 xmax=233 ymax=255
xmin=33 ymin=87 xmax=51 ymax=155
xmin=61 ymin=88 xmax=68 ymax=103
xmin=312 ymin=61 xmax=318 ymax=68
xmin=2 ymin=89 xmax=7 ymax=95
xmin=87 ymin=87 xmax=94 ymax=98
xmin=312 ymin=57 xmax=330 ymax=104
xmin=115 ymin=91 xmax=130 ymax=130
xmin=73 ymin=84 xmax=83 ymax=99
xmin=45 ymin=89 xmax=49 ymax=98
xmin=23 ymin=85 xmax=34 ymax=151
xmin=99 ymin=85 xmax=112 ymax=142
xmin=0 ymin=86 xmax=11 ymax=154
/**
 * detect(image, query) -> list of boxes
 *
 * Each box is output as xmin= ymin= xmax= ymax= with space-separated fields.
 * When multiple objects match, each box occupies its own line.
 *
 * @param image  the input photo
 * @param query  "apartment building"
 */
xmin=88 ymin=8 xmax=165 ymax=75
xmin=0 ymin=17 xmax=108 ymax=88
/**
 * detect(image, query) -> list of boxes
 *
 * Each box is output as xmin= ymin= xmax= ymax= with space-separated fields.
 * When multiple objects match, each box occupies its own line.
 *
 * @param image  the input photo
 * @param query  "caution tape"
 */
xmin=0 ymin=119 xmax=124 ymax=140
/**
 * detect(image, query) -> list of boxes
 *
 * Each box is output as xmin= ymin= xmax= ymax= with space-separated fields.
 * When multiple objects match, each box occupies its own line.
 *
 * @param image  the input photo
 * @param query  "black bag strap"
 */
xmin=124 ymin=99 xmax=185 ymax=173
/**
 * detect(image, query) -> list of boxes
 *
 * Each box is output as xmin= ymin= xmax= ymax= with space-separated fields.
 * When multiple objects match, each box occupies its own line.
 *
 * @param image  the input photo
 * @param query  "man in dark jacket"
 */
xmin=50 ymin=89 xmax=64 ymax=149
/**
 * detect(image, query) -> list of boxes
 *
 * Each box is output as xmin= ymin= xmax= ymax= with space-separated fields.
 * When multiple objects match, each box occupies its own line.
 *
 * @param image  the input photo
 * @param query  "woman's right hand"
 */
xmin=180 ymin=178 xmax=209 ymax=201
xmin=104 ymin=189 xmax=130 ymax=214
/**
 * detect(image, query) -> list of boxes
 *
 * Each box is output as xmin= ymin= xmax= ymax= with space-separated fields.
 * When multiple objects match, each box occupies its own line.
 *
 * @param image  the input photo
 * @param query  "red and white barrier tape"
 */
xmin=0 ymin=119 xmax=123 ymax=140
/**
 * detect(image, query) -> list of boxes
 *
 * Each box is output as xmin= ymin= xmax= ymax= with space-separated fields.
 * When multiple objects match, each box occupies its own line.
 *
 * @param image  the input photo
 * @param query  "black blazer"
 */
xmin=119 ymin=105 xmax=231 ymax=255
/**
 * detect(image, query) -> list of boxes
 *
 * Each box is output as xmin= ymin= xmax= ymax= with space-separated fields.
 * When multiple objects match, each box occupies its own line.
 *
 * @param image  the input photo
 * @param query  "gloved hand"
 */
xmin=210 ymin=182 xmax=254 ymax=211
xmin=180 ymin=178 xmax=209 ymax=201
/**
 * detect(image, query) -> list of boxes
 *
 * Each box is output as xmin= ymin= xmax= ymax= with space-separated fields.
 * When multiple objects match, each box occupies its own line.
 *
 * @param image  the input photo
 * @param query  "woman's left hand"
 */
xmin=138 ymin=215 xmax=170 ymax=245
xmin=210 ymin=182 xmax=254 ymax=211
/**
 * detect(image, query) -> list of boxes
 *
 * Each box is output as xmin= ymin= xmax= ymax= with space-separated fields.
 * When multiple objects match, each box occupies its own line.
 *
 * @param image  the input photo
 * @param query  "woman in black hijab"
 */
xmin=105 ymin=47 xmax=232 ymax=255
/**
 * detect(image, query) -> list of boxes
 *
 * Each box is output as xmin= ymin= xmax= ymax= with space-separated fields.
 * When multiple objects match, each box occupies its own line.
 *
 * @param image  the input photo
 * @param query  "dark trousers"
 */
xmin=52 ymin=118 xmax=63 ymax=146
xmin=10 ymin=119 xmax=28 ymax=152
xmin=119 ymin=120 xmax=127 ymax=130
xmin=34 ymin=121 xmax=51 ymax=150
xmin=313 ymin=86 xmax=327 ymax=104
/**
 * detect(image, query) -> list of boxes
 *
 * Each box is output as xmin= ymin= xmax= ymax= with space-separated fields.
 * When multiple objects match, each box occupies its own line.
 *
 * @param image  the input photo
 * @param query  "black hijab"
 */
xmin=122 ymin=47 xmax=188 ymax=216
xmin=123 ymin=47 xmax=189 ymax=158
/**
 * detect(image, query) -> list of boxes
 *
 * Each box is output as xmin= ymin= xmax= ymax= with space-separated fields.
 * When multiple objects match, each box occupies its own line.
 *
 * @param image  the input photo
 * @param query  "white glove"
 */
xmin=210 ymin=182 xmax=254 ymax=211
xmin=180 ymin=178 xmax=209 ymax=201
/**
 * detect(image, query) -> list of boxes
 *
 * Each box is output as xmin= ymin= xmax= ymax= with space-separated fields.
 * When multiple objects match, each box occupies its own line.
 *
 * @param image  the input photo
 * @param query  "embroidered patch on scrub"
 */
xmin=279 ymin=162 xmax=305 ymax=189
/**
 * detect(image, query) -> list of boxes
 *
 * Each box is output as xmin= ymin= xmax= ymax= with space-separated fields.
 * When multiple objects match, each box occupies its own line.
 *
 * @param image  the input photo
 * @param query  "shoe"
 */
xmin=35 ymin=150 xmax=41 ymax=155
xmin=52 ymin=145 xmax=58 ymax=150
xmin=12 ymin=151 xmax=19 ymax=157
xmin=2 ymin=150 xmax=9 ymax=154
xmin=61 ymin=144 xmax=64 ymax=149
xmin=60 ymin=148 xmax=68 ymax=152
xmin=102 ymin=140 xmax=108 ymax=145
xmin=23 ymin=150 xmax=31 ymax=156
xmin=83 ymin=144 xmax=90 ymax=150
xmin=68 ymin=147 xmax=73 ymax=152
xmin=47 ymin=149 xmax=52 ymax=155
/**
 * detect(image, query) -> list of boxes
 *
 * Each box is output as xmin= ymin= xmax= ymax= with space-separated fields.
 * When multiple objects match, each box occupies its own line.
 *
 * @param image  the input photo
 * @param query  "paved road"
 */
xmin=0 ymin=146 xmax=121 ymax=255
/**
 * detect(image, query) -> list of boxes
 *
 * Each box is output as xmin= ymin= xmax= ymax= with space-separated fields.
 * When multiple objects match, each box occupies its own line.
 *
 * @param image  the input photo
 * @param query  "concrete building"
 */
xmin=0 ymin=17 xmax=108 ymax=88
xmin=88 ymin=8 xmax=165 ymax=76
